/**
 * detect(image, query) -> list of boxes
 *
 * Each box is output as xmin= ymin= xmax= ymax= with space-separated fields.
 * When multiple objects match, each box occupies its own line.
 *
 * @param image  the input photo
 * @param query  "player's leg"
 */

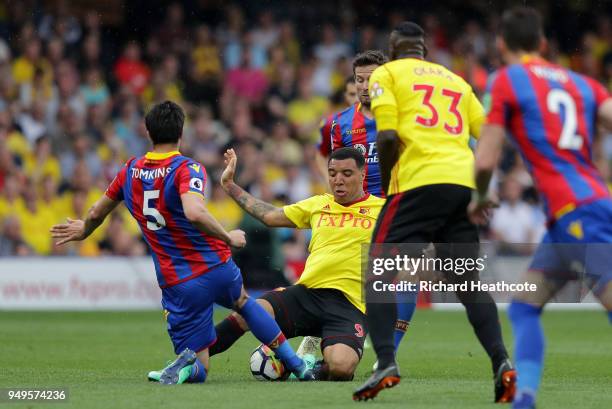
xmin=439 ymin=185 xmax=511 ymax=375
xmin=155 ymin=274 xmax=219 ymax=384
xmin=508 ymin=270 xmax=566 ymax=409
xmin=508 ymin=231 xmax=573 ymax=409
xmin=321 ymin=344 xmax=360 ymax=381
xmin=364 ymin=191 xmax=432 ymax=371
xmin=356 ymin=189 xmax=440 ymax=400
xmin=435 ymin=184 xmax=514 ymax=402
xmin=208 ymin=298 xmax=276 ymax=356
xmin=315 ymin=289 xmax=366 ymax=381
xmin=394 ymin=288 xmax=417 ymax=351
xmin=212 ymin=262 xmax=312 ymax=380
xmin=372 ymin=291 xmax=416 ymax=371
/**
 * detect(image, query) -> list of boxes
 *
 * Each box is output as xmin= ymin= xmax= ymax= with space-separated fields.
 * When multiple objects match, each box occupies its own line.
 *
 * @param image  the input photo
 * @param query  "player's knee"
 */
xmin=255 ymin=298 xmax=275 ymax=318
xmin=229 ymin=312 xmax=249 ymax=331
xmin=327 ymin=357 xmax=357 ymax=381
xmin=324 ymin=346 xmax=358 ymax=381
xmin=233 ymin=288 xmax=250 ymax=310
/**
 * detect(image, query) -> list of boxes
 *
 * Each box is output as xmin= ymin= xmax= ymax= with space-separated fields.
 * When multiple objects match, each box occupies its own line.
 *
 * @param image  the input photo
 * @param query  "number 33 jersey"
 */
xmin=369 ymin=58 xmax=485 ymax=195
xmin=105 ymin=151 xmax=231 ymax=288
xmin=485 ymin=57 xmax=611 ymax=221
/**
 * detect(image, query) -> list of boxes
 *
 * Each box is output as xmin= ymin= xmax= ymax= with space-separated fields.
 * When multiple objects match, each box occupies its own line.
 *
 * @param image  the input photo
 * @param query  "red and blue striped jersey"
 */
xmin=105 ymin=151 xmax=231 ymax=288
xmin=485 ymin=58 xmax=611 ymax=220
xmin=318 ymin=103 xmax=383 ymax=197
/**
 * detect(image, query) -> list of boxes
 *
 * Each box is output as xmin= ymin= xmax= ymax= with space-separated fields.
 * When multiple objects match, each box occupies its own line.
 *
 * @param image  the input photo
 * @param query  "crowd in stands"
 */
xmin=0 ymin=1 xmax=611 ymax=285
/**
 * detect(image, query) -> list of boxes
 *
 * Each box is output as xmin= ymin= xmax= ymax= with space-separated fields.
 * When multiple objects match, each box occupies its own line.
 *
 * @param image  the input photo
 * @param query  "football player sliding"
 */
xmin=201 ymin=146 xmax=383 ymax=381
xmin=50 ymin=101 xmax=313 ymax=384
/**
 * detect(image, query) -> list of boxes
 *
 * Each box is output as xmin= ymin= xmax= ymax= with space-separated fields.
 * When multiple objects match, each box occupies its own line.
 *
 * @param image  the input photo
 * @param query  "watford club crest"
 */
xmin=359 ymin=207 xmax=370 ymax=215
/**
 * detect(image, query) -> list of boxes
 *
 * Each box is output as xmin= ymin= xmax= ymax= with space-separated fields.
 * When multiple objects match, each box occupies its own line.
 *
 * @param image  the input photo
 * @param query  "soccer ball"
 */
xmin=249 ymin=344 xmax=286 ymax=381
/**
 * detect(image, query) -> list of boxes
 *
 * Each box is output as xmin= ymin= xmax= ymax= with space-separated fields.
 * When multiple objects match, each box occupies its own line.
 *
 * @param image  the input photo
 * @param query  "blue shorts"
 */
xmin=529 ymin=199 xmax=612 ymax=293
xmin=161 ymin=259 xmax=243 ymax=354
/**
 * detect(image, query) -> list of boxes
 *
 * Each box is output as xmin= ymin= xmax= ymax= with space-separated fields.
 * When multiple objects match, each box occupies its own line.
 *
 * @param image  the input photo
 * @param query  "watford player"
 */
xmin=208 ymin=147 xmax=384 ymax=381
xmin=353 ymin=23 xmax=513 ymax=401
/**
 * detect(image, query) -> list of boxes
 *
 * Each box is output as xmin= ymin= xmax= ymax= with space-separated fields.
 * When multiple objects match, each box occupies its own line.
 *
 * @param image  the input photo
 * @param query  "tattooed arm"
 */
xmin=221 ymin=149 xmax=296 ymax=228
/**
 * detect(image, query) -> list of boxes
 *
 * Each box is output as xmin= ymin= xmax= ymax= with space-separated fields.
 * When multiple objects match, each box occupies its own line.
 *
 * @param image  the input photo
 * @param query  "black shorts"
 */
xmin=260 ymin=285 xmax=366 ymax=358
xmin=371 ymin=184 xmax=480 ymax=283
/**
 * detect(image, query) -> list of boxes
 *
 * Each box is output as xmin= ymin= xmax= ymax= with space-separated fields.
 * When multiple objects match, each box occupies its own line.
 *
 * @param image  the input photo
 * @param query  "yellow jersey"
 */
xmin=369 ymin=58 xmax=485 ymax=195
xmin=283 ymin=193 xmax=384 ymax=313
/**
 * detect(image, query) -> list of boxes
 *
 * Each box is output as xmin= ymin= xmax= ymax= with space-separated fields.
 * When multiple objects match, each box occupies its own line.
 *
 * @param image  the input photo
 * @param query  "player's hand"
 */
xmin=467 ymin=197 xmax=498 ymax=225
xmin=228 ymin=229 xmax=246 ymax=248
xmin=50 ymin=218 xmax=86 ymax=245
xmin=221 ymin=148 xmax=238 ymax=189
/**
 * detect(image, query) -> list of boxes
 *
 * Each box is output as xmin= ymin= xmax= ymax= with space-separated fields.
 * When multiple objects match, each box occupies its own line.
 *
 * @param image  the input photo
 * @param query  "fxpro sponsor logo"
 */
xmin=315 ymin=212 xmax=374 ymax=230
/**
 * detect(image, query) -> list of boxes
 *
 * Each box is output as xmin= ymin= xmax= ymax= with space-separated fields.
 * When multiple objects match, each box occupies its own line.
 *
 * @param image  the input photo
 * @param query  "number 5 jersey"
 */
xmin=105 ymin=151 xmax=231 ymax=287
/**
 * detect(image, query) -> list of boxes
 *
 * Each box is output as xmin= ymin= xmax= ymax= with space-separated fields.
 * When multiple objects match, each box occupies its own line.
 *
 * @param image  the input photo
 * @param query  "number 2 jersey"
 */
xmin=485 ymin=58 xmax=611 ymax=221
xmin=369 ymin=57 xmax=486 ymax=195
xmin=105 ymin=151 xmax=231 ymax=288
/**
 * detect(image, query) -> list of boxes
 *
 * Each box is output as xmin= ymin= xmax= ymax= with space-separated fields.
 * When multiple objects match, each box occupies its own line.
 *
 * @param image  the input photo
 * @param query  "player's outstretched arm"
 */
xmin=221 ymin=148 xmax=296 ymax=228
xmin=50 ymin=195 xmax=119 ymax=245
xmin=181 ymin=193 xmax=246 ymax=248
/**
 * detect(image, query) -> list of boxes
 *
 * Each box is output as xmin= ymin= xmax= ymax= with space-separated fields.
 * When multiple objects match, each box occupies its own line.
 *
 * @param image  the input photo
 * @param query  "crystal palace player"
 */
xmin=50 ymin=101 xmax=312 ymax=384
xmin=315 ymin=51 xmax=417 ymax=362
xmin=470 ymin=8 xmax=612 ymax=409
xmin=353 ymin=23 xmax=513 ymax=402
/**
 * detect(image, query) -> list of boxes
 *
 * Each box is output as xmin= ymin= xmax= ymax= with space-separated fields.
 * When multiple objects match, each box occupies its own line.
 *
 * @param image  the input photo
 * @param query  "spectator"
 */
xmin=287 ymin=79 xmax=329 ymax=143
xmin=113 ymin=41 xmax=150 ymax=95
xmin=207 ymin=183 xmax=243 ymax=231
xmin=185 ymin=25 xmax=222 ymax=108
xmin=183 ymin=106 xmax=229 ymax=169
xmin=490 ymin=175 xmax=545 ymax=255
xmin=12 ymin=37 xmax=52 ymax=86
xmin=15 ymin=178 xmax=55 ymax=255
xmin=0 ymin=175 xmax=24 ymax=220
xmin=154 ymin=2 xmax=189 ymax=55
xmin=251 ymin=11 xmax=279 ymax=51
xmin=59 ymin=134 xmax=102 ymax=180
xmin=0 ymin=216 xmax=32 ymax=256
xmin=23 ymin=136 xmax=61 ymax=185
xmin=80 ymin=66 xmax=110 ymax=108
xmin=221 ymin=49 xmax=269 ymax=118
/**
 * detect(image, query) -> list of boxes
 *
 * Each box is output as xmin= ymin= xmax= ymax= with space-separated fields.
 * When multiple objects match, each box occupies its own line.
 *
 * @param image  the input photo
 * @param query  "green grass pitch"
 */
xmin=0 ymin=309 xmax=610 ymax=409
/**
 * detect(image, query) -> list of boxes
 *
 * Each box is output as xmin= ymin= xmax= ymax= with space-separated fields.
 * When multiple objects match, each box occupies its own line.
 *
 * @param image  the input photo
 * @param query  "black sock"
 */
xmin=459 ymin=291 xmax=509 ymax=373
xmin=208 ymin=315 xmax=246 ymax=357
xmin=366 ymin=301 xmax=397 ymax=369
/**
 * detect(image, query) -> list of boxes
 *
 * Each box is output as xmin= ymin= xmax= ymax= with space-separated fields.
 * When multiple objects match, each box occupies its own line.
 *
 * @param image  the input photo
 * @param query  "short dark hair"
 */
xmin=144 ymin=100 xmax=185 ymax=145
xmin=352 ymin=50 xmax=388 ymax=74
xmin=501 ymin=7 xmax=543 ymax=52
xmin=329 ymin=147 xmax=365 ymax=169
xmin=344 ymin=76 xmax=355 ymax=87
xmin=393 ymin=22 xmax=424 ymax=38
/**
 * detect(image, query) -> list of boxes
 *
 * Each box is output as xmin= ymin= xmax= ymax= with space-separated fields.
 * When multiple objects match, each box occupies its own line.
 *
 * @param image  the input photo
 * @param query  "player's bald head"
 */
xmin=389 ymin=22 xmax=427 ymax=60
